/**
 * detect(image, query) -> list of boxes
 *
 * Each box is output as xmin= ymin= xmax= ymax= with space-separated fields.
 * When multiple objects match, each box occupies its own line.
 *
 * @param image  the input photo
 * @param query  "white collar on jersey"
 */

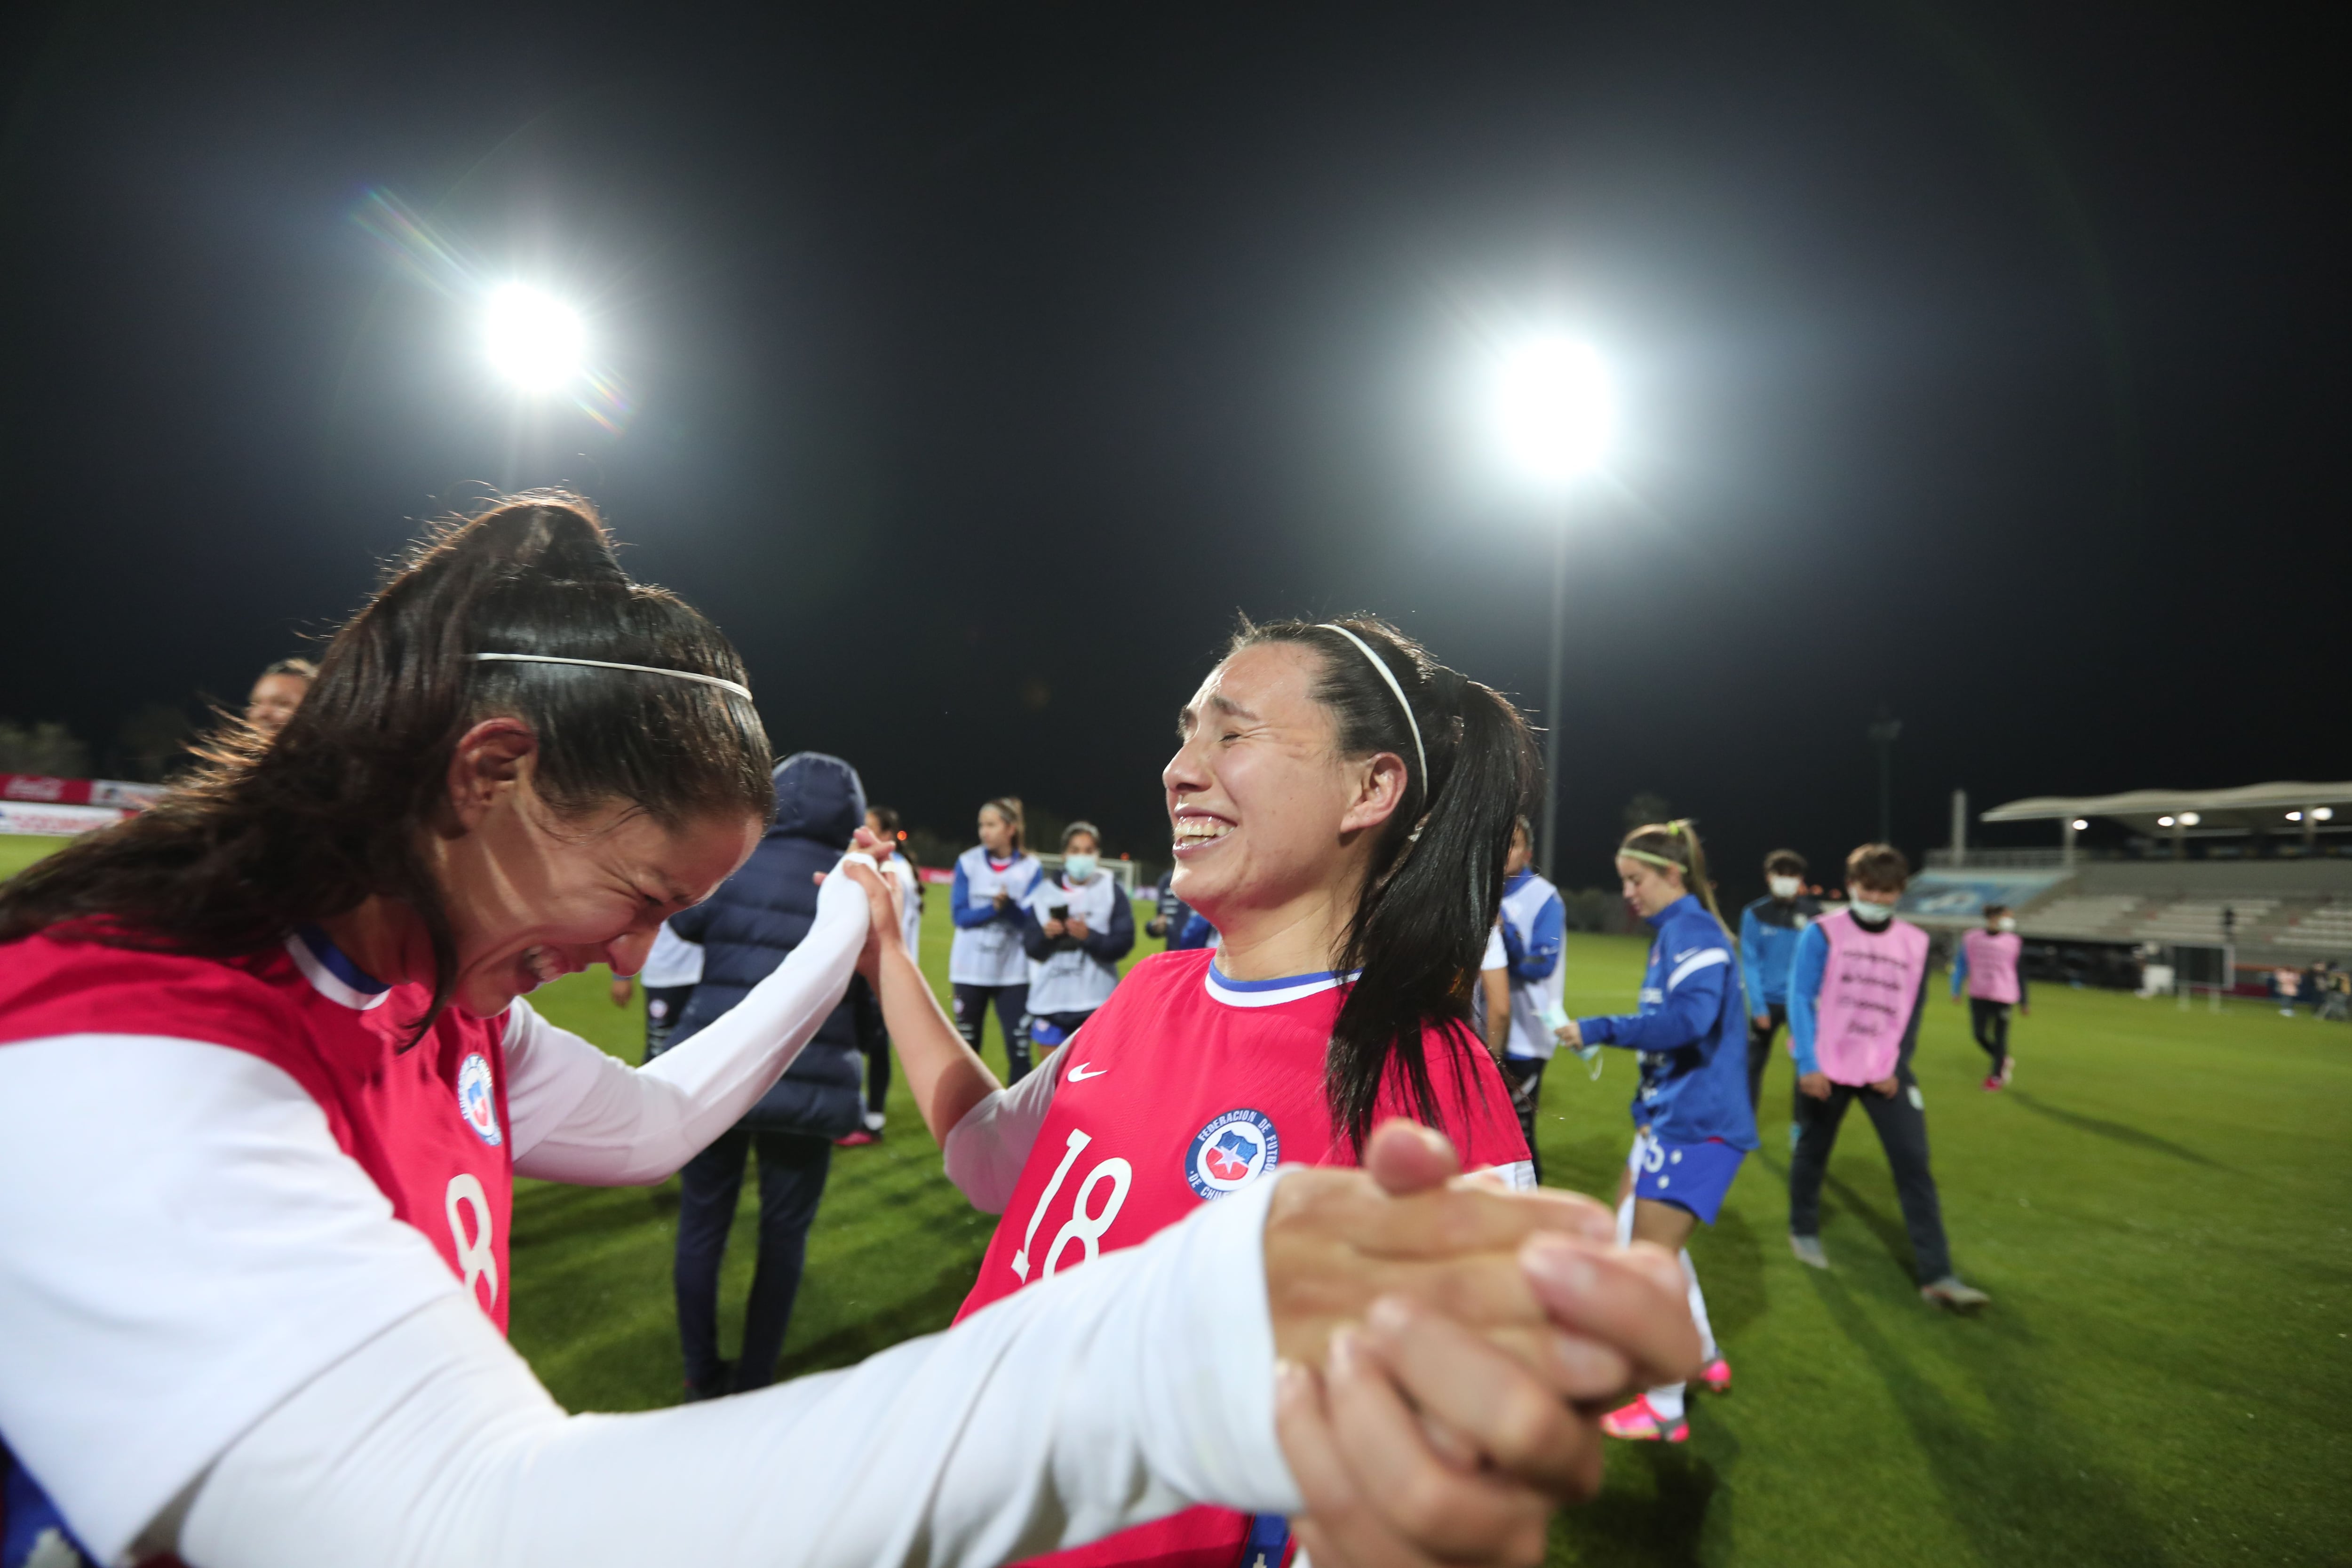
xmin=1202 ymin=963 xmax=1360 ymax=1009
xmin=285 ymin=925 xmax=395 ymax=1011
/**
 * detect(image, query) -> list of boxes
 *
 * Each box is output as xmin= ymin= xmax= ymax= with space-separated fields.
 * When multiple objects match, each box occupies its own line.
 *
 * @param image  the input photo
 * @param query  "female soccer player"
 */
xmin=950 ymin=796 xmax=1044 ymax=1080
xmin=872 ymin=616 xmax=1547 ymax=1568
xmin=1556 ymin=821 xmax=1756 ymax=1443
xmin=1019 ymin=822 xmax=1134 ymax=1051
xmin=0 ymin=501 xmax=1699 ymax=1568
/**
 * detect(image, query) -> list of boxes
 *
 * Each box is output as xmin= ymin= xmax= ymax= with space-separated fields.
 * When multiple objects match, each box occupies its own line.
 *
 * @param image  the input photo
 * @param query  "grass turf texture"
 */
xmin=0 ymin=833 xmax=2344 ymax=1563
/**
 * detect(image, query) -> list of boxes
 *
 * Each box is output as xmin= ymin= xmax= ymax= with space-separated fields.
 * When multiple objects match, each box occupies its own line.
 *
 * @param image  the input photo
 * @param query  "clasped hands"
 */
xmin=824 ymin=831 xmax=1703 ymax=1568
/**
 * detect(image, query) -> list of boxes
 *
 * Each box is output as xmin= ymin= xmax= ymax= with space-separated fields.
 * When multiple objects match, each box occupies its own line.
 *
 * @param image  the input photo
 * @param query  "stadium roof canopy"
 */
xmin=1981 ymin=781 xmax=2352 ymax=834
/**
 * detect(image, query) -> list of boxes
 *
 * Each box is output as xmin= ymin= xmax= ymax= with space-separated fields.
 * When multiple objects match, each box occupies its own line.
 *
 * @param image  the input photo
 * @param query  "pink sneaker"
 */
xmin=1981 ymin=1075 xmax=2004 ymax=1092
xmin=1599 ymin=1394 xmax=1688 ymax=1442
xmin=834 ymin=1129 xmax=878 ymax=1147
xmin=1698 ymin=1356 xmax=1732 ymax=1394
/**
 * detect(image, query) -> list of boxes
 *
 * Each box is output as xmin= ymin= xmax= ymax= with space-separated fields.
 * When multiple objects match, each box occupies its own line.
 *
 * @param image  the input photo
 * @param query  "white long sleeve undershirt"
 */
xmin=501 ymin=865 xmax=870 ymax=1185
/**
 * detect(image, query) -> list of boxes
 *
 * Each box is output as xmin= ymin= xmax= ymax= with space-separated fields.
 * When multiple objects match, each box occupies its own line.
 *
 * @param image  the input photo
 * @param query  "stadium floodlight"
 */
xmin=1487 ymin=335 xmax=1613 ymax=881
xmin=2179 ymin=812 xmax=2201 ymax=826
xmin=1494 ymin=337 xmax=1613 ymax=484
xmin=2317 ymin=807 xmax=2336 ymax=821
xmin=485 ymin=285 xmax=587 ymax=391
xmin=2157 ymin=815 xmax=2176 ymax=828
xmin=2288 ymin=811 xmax=2305 ymax=823
xmin=2071 ymin=819 xmax=2090 ymax=831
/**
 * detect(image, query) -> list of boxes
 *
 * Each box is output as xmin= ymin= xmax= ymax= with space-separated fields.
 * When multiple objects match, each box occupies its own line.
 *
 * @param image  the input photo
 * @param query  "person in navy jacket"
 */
xmin=1018 ymin=821 xmax=1136 ymax=1050
xmin=1557 ymin=820 xmax=1755 ymax=1444
xmin=662 ymin=751 xmax=880 ymax=1399
xmin=1737 ymin=848 xmax=1822 ymax=1112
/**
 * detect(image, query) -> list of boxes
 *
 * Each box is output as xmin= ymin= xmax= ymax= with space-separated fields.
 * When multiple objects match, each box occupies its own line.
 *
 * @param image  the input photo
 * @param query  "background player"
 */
xmin=1951 ymin=901 xmax=2027 ymax=1089
xmin=1786 ymin=843 xmax=1990 ymax=1310
xmin=1739 ymin=849 xmax=1821 ymax=1112
xmin=0 ymin=498 xmax=1702 ymax=1568
xmin=1494 ymin=817 xmax=1566 ymax=1181
xmin=241 ymin=655 xmax=315 ymax=738
xmin=1018 ymin=820 xmax=1134 ymax=1051
xmin=868 ymin=615 xmax=1543 ymax=1568
xmin=948 ymin=796 xmax=1042 ymax=1079
xmin=1557 ymin=821 xmax=1754 ymax=1443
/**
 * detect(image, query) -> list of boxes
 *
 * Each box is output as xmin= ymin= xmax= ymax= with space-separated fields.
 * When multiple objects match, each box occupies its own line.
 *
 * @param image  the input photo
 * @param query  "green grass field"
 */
xmin=3 ymin=832 xmax=2345 ymax=1564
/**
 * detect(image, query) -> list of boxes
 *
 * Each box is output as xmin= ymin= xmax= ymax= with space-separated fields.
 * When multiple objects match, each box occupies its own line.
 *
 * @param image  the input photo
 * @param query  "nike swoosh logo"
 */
xmin=1066 ymin=1062 xmax=1108 ymax=1081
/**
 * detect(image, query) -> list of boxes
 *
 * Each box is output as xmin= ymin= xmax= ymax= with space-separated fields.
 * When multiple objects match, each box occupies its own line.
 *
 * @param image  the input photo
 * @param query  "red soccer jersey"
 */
xmin=957 ymin=948 xmax=1533 ymax=1568
xmin=0 ymin=924 xmax=516 ymax=1330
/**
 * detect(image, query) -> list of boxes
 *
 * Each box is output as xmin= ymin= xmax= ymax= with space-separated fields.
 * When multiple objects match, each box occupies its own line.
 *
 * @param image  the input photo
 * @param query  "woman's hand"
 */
xmin=1552 ymin=1018 xmax=1583 ymax=1051
xmin=609 ymin=976 xmax=633 ymax=1008
xmin=1042 ymin=917 xmax=1067 ymax=939
xmin=815 ymin=829 xmax=904 ymax=983
xmin=1797 ymin=1071 xmax=1832 ymax=1100
xmin=1263 ymin=1122 xmax=1701 ymax=1568
xmin=992 ymin=889 xmax=1011 ymax=912
xmin=1065 ymin=915 xmax=1091 ymax=941
xmin=1869 ymin=1075 xmax=1900 ymax=1098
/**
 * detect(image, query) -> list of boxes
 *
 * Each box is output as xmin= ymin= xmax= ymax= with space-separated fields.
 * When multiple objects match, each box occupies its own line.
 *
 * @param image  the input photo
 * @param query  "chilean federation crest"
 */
xmin=456 ymin=1051 xmax=502 ymax=1147
xmin=1186 ymin=1108 xmax=1279 ymax=1200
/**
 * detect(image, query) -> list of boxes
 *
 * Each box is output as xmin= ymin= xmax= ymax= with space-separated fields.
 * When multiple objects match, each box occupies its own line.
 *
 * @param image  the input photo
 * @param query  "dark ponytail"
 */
xmin=1228 ymin=615 xmax=1538 ymax=1153
xmin=1620 ymin=820 xmax=1729 ymax=931
xmin=0 ymin=493 xmax=775 ymax=1038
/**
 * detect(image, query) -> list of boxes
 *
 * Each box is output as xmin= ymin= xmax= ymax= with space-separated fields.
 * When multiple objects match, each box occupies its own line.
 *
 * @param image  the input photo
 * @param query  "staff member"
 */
xmin=0 ymin=497 xmax=1697 ymax=1568
xmin=950 ymin=797 xmax=1043 ymax=1080
xmin=1019 ymin=822 xmax=1134 ymax=1051
xmin=1950 ymin=902 xmax=2027 ymax=1090
xmin=1787 ymin=843 xmax=1990 ymax=1310
xmin=609 ymin=917 xmax=704 ymax=1061
xmin=1738 ymin=849 xmax=1821 ymax=1112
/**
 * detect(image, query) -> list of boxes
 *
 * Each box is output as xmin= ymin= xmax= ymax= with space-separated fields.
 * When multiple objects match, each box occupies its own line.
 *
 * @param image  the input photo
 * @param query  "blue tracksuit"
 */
xmin=1575 ymin=894 xmax=1758 ymax=1150
xmin=1739 ymin=894 xmax=1822 ymax=1011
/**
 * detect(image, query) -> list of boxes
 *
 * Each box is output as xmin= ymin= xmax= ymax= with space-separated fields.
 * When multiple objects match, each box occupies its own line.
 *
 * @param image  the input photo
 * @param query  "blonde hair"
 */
xmin=1619 ymin=819 xmax=1727 ymax=929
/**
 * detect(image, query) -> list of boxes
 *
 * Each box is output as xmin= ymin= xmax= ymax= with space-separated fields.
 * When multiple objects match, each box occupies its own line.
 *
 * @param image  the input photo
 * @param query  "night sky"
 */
xmin=1 ymin=2 xmax=2339 ymax=900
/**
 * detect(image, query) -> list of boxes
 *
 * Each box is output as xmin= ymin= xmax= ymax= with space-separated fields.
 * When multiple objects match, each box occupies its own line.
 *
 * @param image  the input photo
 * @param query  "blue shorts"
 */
xmin=1626 ymin=1130 xmax=1746 ymax=1225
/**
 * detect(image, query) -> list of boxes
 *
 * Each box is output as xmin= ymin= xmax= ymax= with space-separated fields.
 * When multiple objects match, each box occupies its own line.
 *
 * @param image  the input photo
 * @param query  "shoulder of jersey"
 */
xmin=0 ymin=930 xmax=308 ymax=1048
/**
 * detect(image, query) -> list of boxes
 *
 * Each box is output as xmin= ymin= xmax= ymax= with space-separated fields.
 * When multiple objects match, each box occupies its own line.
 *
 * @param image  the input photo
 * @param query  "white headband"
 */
xmin=469 ymin=652 xmax=753 ymax=703
xmin=1316 ymin=623 xmax=1426 ymax=788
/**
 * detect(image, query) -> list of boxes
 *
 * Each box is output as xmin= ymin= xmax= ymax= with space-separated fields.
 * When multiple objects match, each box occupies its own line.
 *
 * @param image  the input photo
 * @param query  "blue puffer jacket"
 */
xmin=663 ymin=752 xmax=876 ymax=1139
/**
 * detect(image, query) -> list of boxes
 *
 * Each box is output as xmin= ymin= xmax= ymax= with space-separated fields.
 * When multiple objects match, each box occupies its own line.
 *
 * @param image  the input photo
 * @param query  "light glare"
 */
xmin=485 ymin=286 xmax=586 ymax=391
xmin=1495 ymin=338 xmax=1613 ymax=483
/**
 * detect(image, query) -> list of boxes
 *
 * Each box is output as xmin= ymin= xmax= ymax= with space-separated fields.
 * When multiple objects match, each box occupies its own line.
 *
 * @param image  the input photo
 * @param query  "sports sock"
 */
xmin=1680 ymin=1248 xmax=1718 ymax=1364
xmin=1615 ymin=1194 xmax=1634 ymax=1248
xmin=1647 ymin=1382 xmax=1686 ymax=1422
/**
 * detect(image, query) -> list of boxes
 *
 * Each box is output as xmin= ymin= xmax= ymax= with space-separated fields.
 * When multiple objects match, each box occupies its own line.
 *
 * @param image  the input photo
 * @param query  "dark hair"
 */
xmin=867 ymin=804 xmax=902 ymax=836
xmin=1061 ymin=820 xmax=1101 ymax=850
xmin=1621 ymin=820 xmax=1730 ymax=930
xmin=1764 ymin=848 xmax=1807 ymax=876
xmin=1983 ymin=902 xmax=2010 ymax=919
xmin=1845 ymin=842 xmax=1911 ymax=892
xmin=0 ymin=494 xmax=774 ymax=1038
xmin=259 ymin=657 xmax=318 ymax=682
xmin=1228 ymin=615 xmax=1538 ymax=1153
xmin=979 ymin=796 xmax=1025 ymax=852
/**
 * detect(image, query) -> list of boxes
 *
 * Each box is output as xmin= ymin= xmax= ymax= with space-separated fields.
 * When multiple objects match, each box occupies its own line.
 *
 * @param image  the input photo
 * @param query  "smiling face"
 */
xmin=245 ymin=671 xmax=310 ymax=736
xmin=1616 ymin=855 xmax=1688 ymax=919
xmin=1163 ymin=641 xmax=1408 ymax=944
xmin=422 ymin=726 xmax=762 ymax=1015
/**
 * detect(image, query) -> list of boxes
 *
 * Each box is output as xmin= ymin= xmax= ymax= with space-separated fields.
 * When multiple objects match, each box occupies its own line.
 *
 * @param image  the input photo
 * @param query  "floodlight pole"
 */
xmin=1540 ymin=515 xmax=1568 ymax=883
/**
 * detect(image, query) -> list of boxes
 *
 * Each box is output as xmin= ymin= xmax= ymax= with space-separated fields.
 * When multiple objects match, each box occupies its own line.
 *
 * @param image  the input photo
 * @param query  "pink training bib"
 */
xmin=1962 ymin=928 xmax=2023 ymax=1004
xmin=1813 ymin=910 xmax=1929 ymax=1085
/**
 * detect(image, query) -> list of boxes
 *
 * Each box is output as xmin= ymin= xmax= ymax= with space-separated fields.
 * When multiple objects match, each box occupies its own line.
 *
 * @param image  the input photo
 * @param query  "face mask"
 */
xmin=1768 ymin=875 xmax=1802 ymax=900
xmin=1849 ymin=894 xmax=1895 ymax=924
xmin=1996 ymin=915 xmax=2017 ymax=933
xmin=1063 ymin=852 xmax=1098 ymax=882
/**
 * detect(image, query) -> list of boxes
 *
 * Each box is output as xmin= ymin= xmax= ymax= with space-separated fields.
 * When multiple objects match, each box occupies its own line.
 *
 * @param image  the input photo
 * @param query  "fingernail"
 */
xmin=1365 ymin=1294 xmax=1414 ymax=1337
xmin=1327 ymin=1326 xmax=1363 ymax=1377
xmin=1522 ymin=1234 xmax=1597 ymax=1296
xmin=1273 ymin=1357 xmax=1307 ymax=1399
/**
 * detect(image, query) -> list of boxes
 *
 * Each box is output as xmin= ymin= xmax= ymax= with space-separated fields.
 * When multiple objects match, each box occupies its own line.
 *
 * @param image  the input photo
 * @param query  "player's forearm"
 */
xmin=514 ymin=876 xmax=867 ymax=1185
xmin=179 ymin=1177 xmax=1296 ymax=1568
xmin=1481 ymin=971 xmax=1512 ymax=1058
xmin=876 ymin=940 xmax=1001 ymax=1144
